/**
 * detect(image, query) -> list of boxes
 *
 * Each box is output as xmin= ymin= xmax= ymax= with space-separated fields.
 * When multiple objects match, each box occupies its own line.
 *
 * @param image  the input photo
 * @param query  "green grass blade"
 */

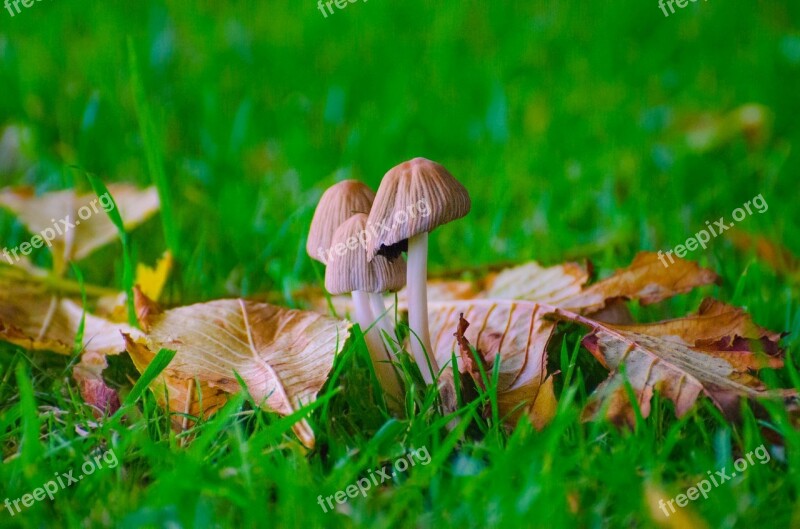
xmin=113 ymin=348 xmax=176 ymax=420
xmin=127 ymin=37 xmax=179 ymax=258
xmin=85 ymin=173 xmax=138 ymax=327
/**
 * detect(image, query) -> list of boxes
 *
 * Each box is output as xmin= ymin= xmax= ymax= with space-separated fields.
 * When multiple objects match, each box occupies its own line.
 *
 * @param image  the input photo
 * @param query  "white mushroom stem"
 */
xmin=406 ymin=232 xmax=438 ymax=384
xmin=352 ymin=290 xmax=403 ymax=405
xmin=369 ymin=293 xmax=395 ymax=349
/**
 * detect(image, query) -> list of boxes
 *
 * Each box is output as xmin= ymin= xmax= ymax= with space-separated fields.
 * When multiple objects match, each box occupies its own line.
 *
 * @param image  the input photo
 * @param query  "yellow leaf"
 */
xmin=135 ymin=250 xmax=173 ymax=301
xmin=645 ymin=483 xmax=711 ymax=529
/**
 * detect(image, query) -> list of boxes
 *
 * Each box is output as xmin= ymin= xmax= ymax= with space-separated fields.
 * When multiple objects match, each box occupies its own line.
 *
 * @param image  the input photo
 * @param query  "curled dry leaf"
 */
xmin=0 ymin=185 xmax=159 ymax=271
xmin=454 ymin=314 xmax=490 ymax=391
xmin=555 ymin=252 xmax=719 ymax=314
xmin=426 ymin=252 xmax=787 ymax=428
xmin=473 ymin=252 xmax=717 ymax=316
xmin=124 ymin=289 xmax=351 ymax=448
xmin=429 ymin=300 xmax=558 ymax=427
xmin=574 ymin=299 xmax=786 ymax=423
xmin=0 ymin=269 xmax=136 ymax=414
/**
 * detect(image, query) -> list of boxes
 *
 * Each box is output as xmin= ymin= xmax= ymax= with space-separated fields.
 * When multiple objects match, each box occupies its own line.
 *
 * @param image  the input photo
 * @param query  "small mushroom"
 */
xmin=307 ymin=180 xmax=375 ymax=264
xmin=366 ymin=158 xmax=471 ymax=384
xmin=306 ymin=179 xmax=400 ymax=344
xmin=326 ymin=214 xmax=405 ymax=405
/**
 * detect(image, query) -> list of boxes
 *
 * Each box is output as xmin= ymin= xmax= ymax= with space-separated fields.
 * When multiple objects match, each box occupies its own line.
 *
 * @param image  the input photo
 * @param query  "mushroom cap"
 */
xmin=307 ymin=180 xmax=376 ymax=263
xmin=366 ymin=158 xmax=470 ymax=260
xmin=325 ymin=213 xmax=407 ymax=294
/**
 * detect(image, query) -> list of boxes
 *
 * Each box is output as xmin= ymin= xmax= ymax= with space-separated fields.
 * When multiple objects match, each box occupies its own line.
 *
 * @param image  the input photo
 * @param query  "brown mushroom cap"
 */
xmin=325 ymin=214 xmax=407 ymax=295
xmin=366 ymin=158 xmax=471 ymax=260
xmin=306 ymin=180 xmax=376 ymax=263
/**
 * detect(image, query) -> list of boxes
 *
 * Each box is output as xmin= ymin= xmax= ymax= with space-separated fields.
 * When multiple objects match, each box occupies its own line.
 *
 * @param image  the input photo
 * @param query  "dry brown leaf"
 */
xmin=560 ymin=252 xmax=719 ymax=313
xmin=426 ymin=252 xmax=782 ymax=428
xmin=569 ymin=299 xmax=785 ymax=424
xmin=125 ymin=289 xmax=351 ymax=448
xmin=610 ymin=298 xmax=784 ymax=363
xmin=483 ymin=261 xmax=590 ymax=303
xmin=0 ymin=271 xmax=136 ymax=413
xmin=301 ymin=251 xmax=717 ymax=318
xmin=454 ymin=313 xmax=491 ymax=391
xmin=429 ymin=299 xmax=558 ymax=426
xmin=0 ymin=185 xmax=159 ymax=272
xmin=392 ymin=252 xmax=713 ymax=313
xmin=297 ymin=250 xmax=780 ymax=428
xmin=430 ymin=297 xmax=785 ymax=428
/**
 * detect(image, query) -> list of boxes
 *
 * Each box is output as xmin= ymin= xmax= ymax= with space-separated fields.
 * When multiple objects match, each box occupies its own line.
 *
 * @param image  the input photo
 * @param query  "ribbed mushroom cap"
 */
xmin=325 ymin=214 xmax=407 ymax=295
xmin=307 ymin=180 xmax=376 ymax=263
xmin=366 ymin=158 xmax=470 ymax=260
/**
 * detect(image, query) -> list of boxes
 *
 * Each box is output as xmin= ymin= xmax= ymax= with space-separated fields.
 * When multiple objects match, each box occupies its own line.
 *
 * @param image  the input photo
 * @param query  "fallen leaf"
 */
xmin=425 ymin=252 xmax=782 ymax=428
xmin=125 ymin=289 xmax=351 ymax=447
xmin=136 ymin=250 xmax=173 ymax=301
xmin=568 ymin=299 xmax=785 ymax=423
xmin=560 ymin=252 xmax=719 ymax=313
xmin=428 ymin=299 xmax=558 ymax=425
xmin=645 ymin=483 xmax=710 ymax=529
xmin=0 ymin=270 xmax=136 ymax=413
xmin=454 ymin=313 xmax=490 ymax=390
xmin=297 ymin=251 xmax=782 ymax=428
xmin=483 ymin=261 xmax=590 ymax=303
xmin=0 ymin=184 xmax=160 ymax=272
xmin=613 ymin=298 xmax=784 ymax=362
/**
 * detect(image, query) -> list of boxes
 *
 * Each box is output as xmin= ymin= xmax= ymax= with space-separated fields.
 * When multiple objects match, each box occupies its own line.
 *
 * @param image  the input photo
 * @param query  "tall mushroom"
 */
xmin=306 ymin=180 xmax=399 ymax=345
xmin=366 ymin=158 xmax=471 ymax=384
xmin=326 ymin=213 xmax=405 ymax=405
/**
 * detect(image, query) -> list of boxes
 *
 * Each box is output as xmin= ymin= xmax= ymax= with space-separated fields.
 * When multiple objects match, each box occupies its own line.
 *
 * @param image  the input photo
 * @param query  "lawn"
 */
xmin=1 ymin=1 xmax=799 ymax=528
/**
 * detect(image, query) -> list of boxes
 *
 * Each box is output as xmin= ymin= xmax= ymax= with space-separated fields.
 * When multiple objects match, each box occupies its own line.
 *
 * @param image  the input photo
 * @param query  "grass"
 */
xmin=1 ymin=1 xmax=799 ymax=527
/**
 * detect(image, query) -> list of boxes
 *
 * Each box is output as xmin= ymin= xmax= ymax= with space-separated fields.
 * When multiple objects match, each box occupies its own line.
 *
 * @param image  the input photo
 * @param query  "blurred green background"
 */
xmin=1 ymin=1 xmax=800 ymax=528
xmin=1 ymin=0 xmax=798 ymax=300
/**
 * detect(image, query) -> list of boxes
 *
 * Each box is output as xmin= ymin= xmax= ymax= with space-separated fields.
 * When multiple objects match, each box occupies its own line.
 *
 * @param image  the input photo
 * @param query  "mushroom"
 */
xmin=307 ymin=180 xmax=400 ymax=347
xmin=325 ymin=213 xmax=405 ymax=405
xmin=366 ymin=158 xmax=471 ymax=384
xmin=306 ymin=180 xmax=375 ymax=264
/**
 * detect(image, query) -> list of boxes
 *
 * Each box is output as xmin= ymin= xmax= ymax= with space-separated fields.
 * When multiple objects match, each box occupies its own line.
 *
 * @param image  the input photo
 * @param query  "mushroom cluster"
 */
xmin=307 ymin=158 xmax=471 ymax=408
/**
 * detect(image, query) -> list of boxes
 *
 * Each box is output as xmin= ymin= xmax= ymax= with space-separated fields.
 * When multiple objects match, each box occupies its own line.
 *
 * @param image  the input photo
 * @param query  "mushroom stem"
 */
xmin=406 ymin=232 xmax=438 ymax=384
xmin=352 ymin=290 xmax=403 ymax=406
xmin=369 ymin=292 xmax=395 ymax=348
